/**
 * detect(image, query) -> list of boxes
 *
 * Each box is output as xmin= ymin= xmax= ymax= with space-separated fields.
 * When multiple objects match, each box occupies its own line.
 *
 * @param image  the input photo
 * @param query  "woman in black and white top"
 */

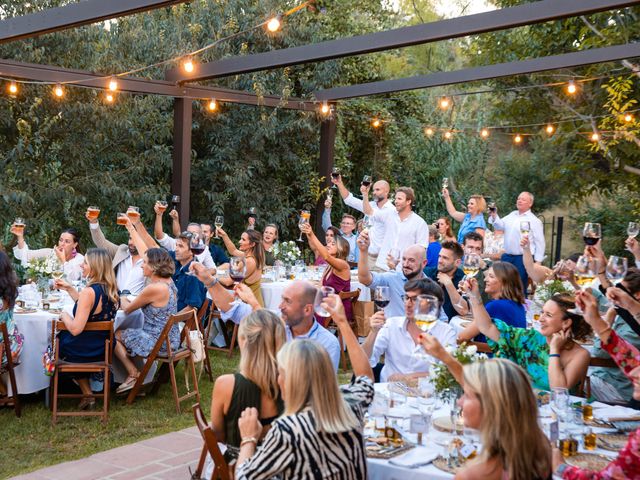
xmin=235 ymin=294 xmax=375 ymax=480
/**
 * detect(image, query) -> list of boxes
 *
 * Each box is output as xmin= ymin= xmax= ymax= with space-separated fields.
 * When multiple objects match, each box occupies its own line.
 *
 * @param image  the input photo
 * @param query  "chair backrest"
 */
xmin=53 ymin=320 xmax=114 ymax=363
xmin=1 ymin=322 xmax=13 ymax=367
xmin=192 ymin=403 xmax=231 ymax=480
xmin=589 ymin=356 xmax=617 ymax=368
xmin=339 ymin=289 xmax=360 ymax=304
xmin=152 ymin=308 xmax=196 ymax=357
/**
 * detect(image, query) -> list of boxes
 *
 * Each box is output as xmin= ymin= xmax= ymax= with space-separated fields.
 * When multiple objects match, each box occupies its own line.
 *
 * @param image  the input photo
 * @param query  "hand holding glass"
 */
xmin=314 ymin=286 xmax=335 ymax=317
xmin=214 ymin=215 xmax=224 ymax=238
xmin=297 ymin=210 xmax=311 ymax=242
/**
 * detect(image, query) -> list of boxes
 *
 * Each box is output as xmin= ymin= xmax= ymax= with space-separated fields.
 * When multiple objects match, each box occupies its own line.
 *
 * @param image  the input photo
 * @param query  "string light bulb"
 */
xmin=514 ymin=134 xmax=523 ymax=144
xmin=53 ymin=84 xmax=64 ymax=98
xmin=443 ymin=131 xmax=452 ymax=139
xmin=105 ymin=93 xmax=115 ymax=103
xmin=320 ymin=102 xmax=330 ymax=115
xmin=566 ymin=80 xmax=578 ymax=95
xmin=590 ymin=132 xmax=600 ymax=142
xmin=8 ymin=82 xmax=18 ymax=94
xmin=371 ymin=118 xmax=381 ymax=128
xmin=424 ymin=127 xmax=434 ymax=136
xmin=266 ymin=15 xmax=282 ymax=32
xmin=439 ymin=97 xmax=451 ymax=110
xmin=624 ymin=113 xmax=634 ymax=123
xmin=182 ymin=57 xmax=195 ymax=73
xmin=108 ymin=77 xmax=119 ymax=92
xmin=545 ymin=124 xmax=555 ymax=135
xmin=207 ymin=99 xmax=218 ymax=111
xmin=480 ymin=128 xmax=489 ymax=138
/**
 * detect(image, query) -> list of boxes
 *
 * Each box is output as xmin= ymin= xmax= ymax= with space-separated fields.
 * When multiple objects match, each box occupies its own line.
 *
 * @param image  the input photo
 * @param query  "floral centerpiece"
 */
xmin=272 ymin=241 xmax=302 ymax=265
xmin=25 ymin=256 xmax=59 ymax=292
xmin=533 ymin=279 xmax=574 ymax=304
xmin=430 ymin=343 xmax=487 ymax=394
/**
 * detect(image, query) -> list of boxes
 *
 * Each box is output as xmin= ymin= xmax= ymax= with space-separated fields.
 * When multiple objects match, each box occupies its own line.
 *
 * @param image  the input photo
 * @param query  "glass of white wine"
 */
xmin=627 ymin=222 xmax=639 ymax=239
xmin=412 ymin=294 xmax=440 ymax=360
xmin=214 ymin=215 xmax=224 ymax=239
xmin=606 ymin=256 xmax=628 ymax=284
xmin=520 ymin=221 xmax=531 ymax=240
xmin=570 ymin=255 xmax=599 ymax=314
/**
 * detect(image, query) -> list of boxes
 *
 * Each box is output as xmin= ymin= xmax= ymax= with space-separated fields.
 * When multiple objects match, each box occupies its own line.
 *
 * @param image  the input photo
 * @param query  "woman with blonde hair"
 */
xmin=442 ymin=188 xmax=487 ymax=242
xmin=217 ymin=227 xmax=266 ymax=307
xmin=262 ymin=224 xmax=279 ymax=266
xmin=208 ymin=309 xmax=285 ymax=461
xmin=54 ymin=248 xmax=119 ymax=409
xmin=301 ymin=223 xmax=353 ymax=325
xmin=235 ymin=296 xmax=374 ymax=480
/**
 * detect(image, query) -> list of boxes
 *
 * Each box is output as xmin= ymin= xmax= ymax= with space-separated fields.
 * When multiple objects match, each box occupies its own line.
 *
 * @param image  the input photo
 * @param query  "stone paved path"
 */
xmin=10 ymin=426 xmax=202 ymax=480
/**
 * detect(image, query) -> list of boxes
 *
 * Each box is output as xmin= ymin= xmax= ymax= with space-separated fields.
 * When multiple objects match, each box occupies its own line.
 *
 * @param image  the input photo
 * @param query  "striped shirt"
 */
xmin=236 ymin=376 xmax=375 ymax=480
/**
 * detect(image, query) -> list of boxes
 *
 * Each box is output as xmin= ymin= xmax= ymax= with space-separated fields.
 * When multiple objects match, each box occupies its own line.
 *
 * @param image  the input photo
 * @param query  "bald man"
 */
xmin=332 ymin=174 xmax=393 ymax=271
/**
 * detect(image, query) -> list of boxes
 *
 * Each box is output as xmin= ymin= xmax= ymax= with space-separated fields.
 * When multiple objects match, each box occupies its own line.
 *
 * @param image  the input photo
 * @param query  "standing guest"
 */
xmin=331 ymin=175 xmax=393 ymax=271
xmin=442 ymin=189 xmax=487 ymax=242
xmin=217 ymin=228 xmax=265 ymax=307
xmin=424 ymin=241 xmax=466 ymax=320
xmin=53 ymin=249 xmax=119 ymax=409
xmin=170 ymin=233 xmax=207 ymax=311
xmin=262 ymin=224 xmax=279 ymax=267
xmin=457 ymin=261 xmax=527 ymax=342
xmin=426 ymin=225 xmax=442 ymax=268
xmin=234 ymin=296 xmax=374 ymax=480
xmin=322 ymin=197 xmax=359 ymax=263
xmin=301 ymin=223 xmax=352 ymax=325
xmin=363 ymin=278 xmax=456 ymax=383
xmin=113 ymin=248 xmax=178 ymax=394
xmin=0 ymin=252 xmax=23 ymax=375
xmin=435 ymin=217 xmax=456 ymax=243
xmin=465 ymin=277 xmax=591 ymax=391
xmin=12 ymin=225 xmax=84 ymax=281
xmin=363 ymin=186 xmax=429 ymax=272
xmin=488 ymin=191 xmax=545 ymax=291
xmin=200 ymin=223 xmax=230 ymax=270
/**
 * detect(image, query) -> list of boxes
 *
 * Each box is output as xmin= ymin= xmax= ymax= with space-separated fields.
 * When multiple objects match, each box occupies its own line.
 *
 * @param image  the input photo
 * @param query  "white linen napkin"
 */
xmin=594 ymin=405 xmax=640 ymax=421
xmin=388 ymin=446 xmax=439 ymax=468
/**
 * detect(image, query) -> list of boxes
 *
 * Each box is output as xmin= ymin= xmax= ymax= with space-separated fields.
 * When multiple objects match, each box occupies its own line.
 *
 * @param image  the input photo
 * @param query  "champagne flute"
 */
xmin=606 ymin=256 xmax=628 ymax=284
xmin=627 ymin=222 xmax=639 ymax=239
xmin=297 ymin=210 xmax=310 ymax=242
xmin=583 ymin=222 xmax=601 ymax=246
xmin=373 ymin=286 xmax=390 ymax=311
xmin=361 ymin=174 xmax=372 ymax=188
xmin=331 ymin=167 xmax=340 ymax=189
xmin=214 ymin=215 xmax=224 ymax=239
xmin=313 ymin=286 xmax=335 ymax=318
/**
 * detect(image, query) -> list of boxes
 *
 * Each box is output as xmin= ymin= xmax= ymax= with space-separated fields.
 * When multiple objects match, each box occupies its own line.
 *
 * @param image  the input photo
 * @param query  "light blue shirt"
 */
xmin=286 ymin=321 xmax=341 ymax=372
xmin=322 ymin=208 xmax=359 ymax=263
xmin=457 ymin=213 xmax=486 ymax=243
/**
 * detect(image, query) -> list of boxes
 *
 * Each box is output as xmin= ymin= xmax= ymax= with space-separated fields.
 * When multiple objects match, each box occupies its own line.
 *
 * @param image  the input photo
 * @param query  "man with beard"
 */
xmin=424 ymin=241 xmax=465 ymax=320
xmin=86 ymin=209 xmax=145 ymax=295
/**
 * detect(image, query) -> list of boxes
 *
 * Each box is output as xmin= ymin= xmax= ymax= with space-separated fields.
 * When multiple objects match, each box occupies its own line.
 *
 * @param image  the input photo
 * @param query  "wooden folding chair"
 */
xmin=0 ymin=322 xmax=21 ymax=417
xmin=329 ymin=289 xmax=360 ymax=371
xmin=191 ymin=403 xmax=231 ymax=480
xmin=581 ymin=356 xmax=618 ymax=399
xmin=51 ymin=320 xmax=113 ymax=425
xmin=196 ymin=299 xmax=214 ymax=381
xmin=205 ymin=301 xmax=239 ymax=359
xmin=126 ymin=309 xmax=200 ymax=413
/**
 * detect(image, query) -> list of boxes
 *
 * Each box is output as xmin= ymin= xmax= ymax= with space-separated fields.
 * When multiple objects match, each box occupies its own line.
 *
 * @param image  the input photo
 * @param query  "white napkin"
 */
xmin=387 ymin=405 xmax=419 ymax=418
xmin=594 ymin=405 xmax=640 ymax=421
xmin=388 ymin=447 xmax=439 ymax=468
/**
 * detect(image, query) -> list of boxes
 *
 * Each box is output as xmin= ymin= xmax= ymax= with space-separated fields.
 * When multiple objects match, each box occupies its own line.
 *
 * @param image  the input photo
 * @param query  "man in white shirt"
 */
xmin=332 ymin=175 xmax=393 ymax=270
xmin=488 ymin=191 xmax=545 ymax=291
xmin=363 ymin=186 xmax=429 ymax=272
xmin=362 ymin=277 xmax=457 ymax=383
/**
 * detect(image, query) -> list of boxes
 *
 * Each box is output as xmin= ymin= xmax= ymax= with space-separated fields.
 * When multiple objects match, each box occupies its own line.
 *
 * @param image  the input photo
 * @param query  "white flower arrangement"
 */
xmin=25 ymin=256 xmax=58 ymax=280
xmin=533 ymin=279 xmax=574 ymax=305
xmin=431 ymin=342 xmax=487 ymax=393
xmin=272 ymin=241 xmax=302 ymax=264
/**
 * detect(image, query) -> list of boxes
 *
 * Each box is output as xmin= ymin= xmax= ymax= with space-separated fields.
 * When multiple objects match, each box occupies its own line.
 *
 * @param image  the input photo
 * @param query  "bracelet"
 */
xmin=548 ymin=353 xmax=561 ymax=358
xmin=205 ymin=277 xmax=218 ymax=289
xmin=240 ymin=437 xmax=257 ymax=447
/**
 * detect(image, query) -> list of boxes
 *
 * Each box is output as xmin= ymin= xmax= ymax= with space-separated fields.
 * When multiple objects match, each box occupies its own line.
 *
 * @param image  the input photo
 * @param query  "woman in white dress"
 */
xmin=11 ymin=224 xmax=84 ymax=281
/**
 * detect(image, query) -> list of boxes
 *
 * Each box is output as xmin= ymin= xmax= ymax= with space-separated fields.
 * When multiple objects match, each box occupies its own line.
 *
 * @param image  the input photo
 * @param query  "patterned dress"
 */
xmin=120 ymin=281 xmax=179 ymax=357
xmin=562 ymin=330 xmax=640 ymax=480
xmin=0 ymin=307 xmax=23 ymax=366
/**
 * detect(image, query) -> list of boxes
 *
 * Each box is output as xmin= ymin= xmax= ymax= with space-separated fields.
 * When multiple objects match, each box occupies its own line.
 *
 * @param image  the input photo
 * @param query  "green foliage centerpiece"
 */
xmin=430 ymin=343 xmax=487 ymax=394
xmin=272 ymin=241 xmax=302 ymax=265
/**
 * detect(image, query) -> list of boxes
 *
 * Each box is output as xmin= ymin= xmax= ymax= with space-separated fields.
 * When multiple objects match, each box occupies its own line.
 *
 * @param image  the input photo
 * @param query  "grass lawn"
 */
xmin=1 ymin=350 xmax=353 ymax=478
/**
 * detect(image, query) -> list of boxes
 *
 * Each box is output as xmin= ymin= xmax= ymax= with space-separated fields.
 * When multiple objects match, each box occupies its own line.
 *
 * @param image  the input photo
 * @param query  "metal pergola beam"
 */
xmin=0 ymin=0 xmax=192 ymax=44
xmin=314 ymin=43 xmax=640 ymax=100
xmin=165 ymin=0 xmax=640 ymax=83
xmin=0 ymin=59 xmax=315 ymax=110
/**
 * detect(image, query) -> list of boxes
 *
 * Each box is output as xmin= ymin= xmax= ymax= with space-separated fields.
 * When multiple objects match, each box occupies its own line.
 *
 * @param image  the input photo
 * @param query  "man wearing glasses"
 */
xmin=322 ymin=199 xmax=359 ymax=263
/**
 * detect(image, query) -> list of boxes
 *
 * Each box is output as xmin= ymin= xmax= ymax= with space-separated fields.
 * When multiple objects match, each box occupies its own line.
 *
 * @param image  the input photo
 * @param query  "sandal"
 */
xmin=116 ymin=374 xmax=139 ymax=394
xmin=78 ymin=396 xmax=96 ymax=410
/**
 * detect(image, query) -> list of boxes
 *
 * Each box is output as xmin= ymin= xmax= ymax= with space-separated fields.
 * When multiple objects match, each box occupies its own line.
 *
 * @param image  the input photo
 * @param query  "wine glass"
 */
xmin=455 ymin=254 xmax=481 ymax=311
xmin=313 ymin=286 xmax=335 ymax=318
xmin=570 ymin=255 xmax=599 ymax=313
xmin=87 ymin=206 xmax=100 ymax=220
xmin=412 ymin=295 xmax=440 ymax=360
xmin=627 ymin=222 xmax=639 ymax=239
xmin=156 ymin=200 xmax=168 ymax=213
xmin=361 ymin=174 xmax=372 ymax=188
xmin=13 ymin=217 xmax=25 ymax=235
xmin=214 ymin=215 xmax=224 ymax=239
xmin=520 ymin=221 xmax=531 ymax=239
xmin=442 ymin=177 xmax=449 ymax=189
xmin=551 ymin=387 xmax=571 ymax=433
xmin=229 ymin=256 xmax=247 ymax=291
xmin=126 ymin=206 xmax=140 ymax=223
xmin=187 ymin=234 xmax=206 ymax=276
xmin=171 ymin=195 xmax=180 ymax=211
xmin=373 ymin=286 xmax=390 ymax=311
xmin=331 ymin=167 xmax=340 ymax=189
xmin=606 ymin=256 xmax=628 ymax=284
xmin=326 ymin=189 xmax=333 ymax=201
xmin=297 ymin=210 xmax=310 ymax=242
xmin=583 ymin=222 xmax=602 ymax=246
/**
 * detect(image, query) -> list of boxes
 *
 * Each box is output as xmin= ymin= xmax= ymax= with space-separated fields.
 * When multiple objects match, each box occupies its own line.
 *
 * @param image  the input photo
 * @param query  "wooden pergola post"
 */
xmin=172 ymin=98 xmax=192 ymax=228
xmin=316 ymin=116 xmax=336 ymax=235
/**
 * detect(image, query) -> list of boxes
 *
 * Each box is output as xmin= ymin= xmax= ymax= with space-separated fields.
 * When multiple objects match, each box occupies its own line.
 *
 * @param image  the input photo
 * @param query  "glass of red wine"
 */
xmin=373 ymin=286 xmax=390 ymax=311
xmin=171 ymin=195 xmax=180 ymax=211
xmin=229 ymin=256 xmax=247 ymax=294
xmin=361 ymin=174 xmax=372 ymax=188
xmin=583 ymin=222 xmax=601 ymax=246
xmin=331 ymin=167 xmax=340 ymax=189
xmin=187 ymin=234 xmax=206 ymax=276
xmin=313 ymin=286 xmax=335 ymax=318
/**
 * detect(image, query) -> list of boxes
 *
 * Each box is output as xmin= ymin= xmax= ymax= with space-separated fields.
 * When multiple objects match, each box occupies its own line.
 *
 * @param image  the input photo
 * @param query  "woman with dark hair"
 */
xmin=218 ymin=228 xmax=265 ymax=307
xmin=113 ymin=247 xmax=178 ymax=393
xmin=458 ymin=261 xmax=527 ymax=342
xmin=0 ymin=251 xmax=23 ymax=376
xmin=12 ymin=224 xmax=84 ymax=281
xmin=262 ymin=224 xmax=278 ymax=267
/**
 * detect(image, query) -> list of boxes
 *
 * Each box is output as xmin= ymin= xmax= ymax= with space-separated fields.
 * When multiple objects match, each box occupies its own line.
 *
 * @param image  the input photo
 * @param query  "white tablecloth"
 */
xmin=261 ymin=279 xmax=370 ymax=312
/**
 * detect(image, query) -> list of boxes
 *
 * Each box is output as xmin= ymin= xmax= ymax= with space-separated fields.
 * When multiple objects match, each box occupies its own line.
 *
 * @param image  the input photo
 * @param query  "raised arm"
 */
xmin=466 ymin=278 xmax=501 ymax=342
xmin=441 ymin=188 xmax=465 ymax=223
xmin=217 ymin=227 xmax=243 ymax=257
xmin=123 ymin=216 xmax=150 ymax=256
xmin=153 ymin=202 xmax=166 ymax=240
xmin=419 ymin=333 xmax=465 ymax=386
xmin=170 ymin=210 xmax=181 ymax=237
xmin=361 ymin=185 xmax=373 ymax=216
xmin=86 ymin=212 xmax=119 ymax=258
xmin=356 ymin=231 xmax=373 ymax=286
xmin=332 ymin=174 xmax=351 ymax=201
xmin=521 ymin=236 xmax=551 ymax=284
xmin=301 ymin=224 xmax=349 ymax=275
xmin=134 ymin=218 xmax=159 ymax=250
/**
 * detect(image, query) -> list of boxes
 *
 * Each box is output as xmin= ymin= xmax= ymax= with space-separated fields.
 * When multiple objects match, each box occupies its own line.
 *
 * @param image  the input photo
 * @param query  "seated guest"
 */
xmin=54 ymin=249 xmax=119 ymax=409
xmin=234 ymin=296 xmax=374 ymax=480
xmin=208 ymin=309 xmax=285 ymax=464
xmin=113 ymin=248 xmax=178 ymax=393
xmin=420 ymin=336 xmax=552 ymax=480
xmin=464 ymin=277 xmax=591 ymax=391
xmin=424 ymin=240 xmax=466 ymax=320
xmin=363 ymin=278 xmax=456 ymax=383
xmin=553 ymin=290 xmax=640 ymax=479
xmin=458 ymin=261 xmax=526 ymax=342
xmin=322 ymin=196 xmax=359 ymax=263
xmin=262 ymin=224 xmax=279 ymax=266
xmin=459 ymin=231 xmax=490 ymax=305
xmin=442 ymin=188 xmax=487 ymax=241
xmin=200 ymin=223 xmax=230 ymax=270
xmin=0 ymin=252 xmax=23 ymax=376
xmin=12 ymin=225 xmax=84 ymax=281
xmin=153 ymin=203 xmax=215 ymax=268
xmin=167 ymin=232 xmax=207 ymax=311
xmin=435 ymin=217 xmax=456 ymax=243
xmin=217 ymin=227 xmax=265 ymax=307
xmin=426 ymin=225 xmax=441 ymax=268
xmin=86 ymin=209 xmax=145 ymax=295
xmin=301 ymin=223 xmax=352 ymax=325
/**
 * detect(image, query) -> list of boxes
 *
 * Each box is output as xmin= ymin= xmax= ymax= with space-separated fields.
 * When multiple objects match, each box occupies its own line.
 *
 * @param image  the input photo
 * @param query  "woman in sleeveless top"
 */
xmin=262 ymin=224 xmax=279 ymax=267
xmin=54 ymin=249 xmax=119 ymax=409
xmin=206 ymin=310 xmax=285 ymax=470
xmin=301 ymin=223 xmax=352 ymax=326
xmin=114 ymin=248 xmax=178 ymax=394
xmin=217 ymin=228 xmax=265 ymax=307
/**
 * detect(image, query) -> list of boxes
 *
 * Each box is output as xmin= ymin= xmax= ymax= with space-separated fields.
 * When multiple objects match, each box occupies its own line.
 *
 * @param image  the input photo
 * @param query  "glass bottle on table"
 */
xmin=297 ymin=210 xmax=311 ymax=242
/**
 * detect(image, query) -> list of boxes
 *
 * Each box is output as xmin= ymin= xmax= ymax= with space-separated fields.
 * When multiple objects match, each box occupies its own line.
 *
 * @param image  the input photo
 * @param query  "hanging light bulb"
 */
xmin=372 ymin=118 xmax=381 ymax=128
xmin=105 ymin=92 xmax=115 ymax=103
xmin=183 ymin=57 xmax=195 ymax=73
xmin=443 ymin=131 xmax=452 ymax=139
xmin=624 ymin=113 xmax=634 ymax=123
xmin=53 ymin=84 xmax=64 ymax=98
xmin=108 ymin=77 xmax=119 ymax=92
xmin=424 ymin=127 xmax=434 ymax=136
xmin=207 ymin=99 xmax=218 ymax=111
xmin=590 ymin=132 xmax=600 ymax=142
xmin=266 ymin=15 xmax=282 ymax=32
xmin=8 ymin=82 xmax=18 ymax=94
xmin=439 ymin=97 xmax=451 ymax=110
xmin=480 ymin=128 xmax=489 ymax=138
xmin=545 ymin=124 xmax=555 ymax=135
xmin=566 ymin=80 xmax=577 ymax=95
xmin=320 ymin=102 xmax=330 ymax=115
xmin=514 ymin=134 xmax=523 ymax=144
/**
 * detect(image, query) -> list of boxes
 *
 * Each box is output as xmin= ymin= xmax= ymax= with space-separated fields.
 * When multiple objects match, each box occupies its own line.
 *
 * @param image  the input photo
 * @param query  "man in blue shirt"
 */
xmin=169 ymin=232 xmax=206 ymax=311
xmin=424 ymin=240 xmax=465 ymax=320
xmin=426 ymin=225 xmax=441 ymax=268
